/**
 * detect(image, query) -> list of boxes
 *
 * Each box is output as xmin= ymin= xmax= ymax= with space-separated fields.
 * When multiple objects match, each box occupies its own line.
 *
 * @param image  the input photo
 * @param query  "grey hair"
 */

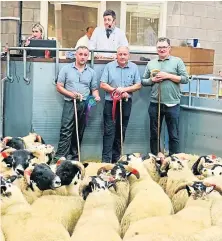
xmin=76 ymin=46 xmax=89 ymax=52
xmin=157 ymin=37 xmax=171 ymax=46
xmin=117 ymin=46 xmax=130 ymax=53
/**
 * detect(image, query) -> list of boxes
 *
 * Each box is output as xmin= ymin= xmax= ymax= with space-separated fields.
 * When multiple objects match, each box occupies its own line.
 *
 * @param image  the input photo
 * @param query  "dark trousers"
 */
xmin=148 ymin=102 xmax=180 ymax=156
xmin=56 ymin=100 xmax=86 ymax=159
xmin=102 ymin=99 xmax=132 ymax=163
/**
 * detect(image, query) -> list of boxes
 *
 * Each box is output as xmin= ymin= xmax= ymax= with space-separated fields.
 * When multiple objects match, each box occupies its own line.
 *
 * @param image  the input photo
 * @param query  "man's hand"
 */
xmin=152 ymin=77 xmax=163 ymax=83
xmin=94 ymin=95 xmax=101 ymax=102
xmin=72 ymin=92 xmax=83 ymax=100
xmin=121 ymin=92 xmax=129 ymax=99
xmin=115 ymin=87 xmax=126 ymax=94
xmin=155 ymin=72 xmax=170 ymax=80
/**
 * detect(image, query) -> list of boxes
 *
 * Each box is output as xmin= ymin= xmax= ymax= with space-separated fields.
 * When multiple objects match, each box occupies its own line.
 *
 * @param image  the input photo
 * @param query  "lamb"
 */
xmin=0 ymin=148 xmax=16 ymax=174
xmin=31 ymin=194 xmax=84 ymax=235
xmin=0 ymin=175 xmax=70 ymax=241
xmin=123 ymin=181 xmax=222 ymax=240
xmin=123 ymin=226 xmax=222 ymax=241
xmin=15 ymin=163 xmax=62 ymax=204
xmin=165 ymin=167 xmax=199 ymax=213
xmin=119 ymin=156 xmax=174 ymax=237
xmin=70 ymin=164 xmax=139 ymax=241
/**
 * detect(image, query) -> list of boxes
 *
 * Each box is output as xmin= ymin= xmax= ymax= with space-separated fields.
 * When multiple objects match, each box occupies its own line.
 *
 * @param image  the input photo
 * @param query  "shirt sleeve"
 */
xmin=142 ymin=63 xmax=153 ymax=85
xmin=134 ymin=65 xmax=141 ymax=84
xmin=119 ymin=30 xmax=129 ymax=47
xmin=89 ymin=28 xmax=98 ymax=50
xmin=57 ymin=65 xmax=67 ymax=84
xmin=177 ymin=58 xmax=189 ymax=84
xmin=90 ymin=70 xmax=98 ymax=90
xmin=100 ymin=64 xmax=109 ymax=84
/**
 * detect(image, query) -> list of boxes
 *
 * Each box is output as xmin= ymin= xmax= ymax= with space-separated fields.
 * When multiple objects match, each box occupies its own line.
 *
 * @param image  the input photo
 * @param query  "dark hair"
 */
xmin=86 ymin=26 xmax=94 ymax=32
xmin=76 ymin=46 xmax=89 ymax=51
xmin=157 ymin=37 xmax=171 ymax=46
xmin=103 ymin=9 xmax=116 ymax=20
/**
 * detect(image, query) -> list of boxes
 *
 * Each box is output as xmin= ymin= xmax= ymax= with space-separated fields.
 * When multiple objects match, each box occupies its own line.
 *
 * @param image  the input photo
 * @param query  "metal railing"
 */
xmin=3 ymin=47 xmax=222 ymax=116
xmin=5 ymin=46 xmax=157 ymax=85
xmin=181 ymin=75 xmax=222 ymax=114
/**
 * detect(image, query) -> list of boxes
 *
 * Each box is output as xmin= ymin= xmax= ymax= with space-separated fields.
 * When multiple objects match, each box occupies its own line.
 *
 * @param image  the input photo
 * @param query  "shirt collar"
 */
xmin=158 ymin=55 xmax=171 ymax=62
xmin=73 ymin=62 xmax=88 ymax=70
xmin=115 ymin=60 xmax=129 ymax=68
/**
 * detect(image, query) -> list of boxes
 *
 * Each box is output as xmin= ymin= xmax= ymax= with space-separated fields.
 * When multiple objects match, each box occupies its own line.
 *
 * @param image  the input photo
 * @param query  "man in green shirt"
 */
xmin=142 ymin=37 xmax=189 ymax=156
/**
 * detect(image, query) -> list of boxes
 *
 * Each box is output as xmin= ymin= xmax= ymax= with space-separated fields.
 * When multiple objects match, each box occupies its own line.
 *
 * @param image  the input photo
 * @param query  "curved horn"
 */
xmin=174 ymin=181 xmax=194 ymax=194
xmin=71 ymin=161 xmax=86 ymax=179
xmin=124 ymin=166 xmax=140 ymax=179
xmin=24 ymin=164 xmax=35 ymax=185
xmin=30 ymin=149 xmax=45 ymax=162
xmin=203 ymin=181 xmax=222 ymax=195
xmin=2 ymin=136 xmax=12 ymax=144
xmin=97 ymin=165 xmax=113 ymax=175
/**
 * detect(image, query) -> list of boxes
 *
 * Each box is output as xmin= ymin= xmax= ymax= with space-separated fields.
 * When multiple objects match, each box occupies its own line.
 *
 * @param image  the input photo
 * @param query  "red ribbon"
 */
xmin=111 ymin=89 xmax=122 ymax=121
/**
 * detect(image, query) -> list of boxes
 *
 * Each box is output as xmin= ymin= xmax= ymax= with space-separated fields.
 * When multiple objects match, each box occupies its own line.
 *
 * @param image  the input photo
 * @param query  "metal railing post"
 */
xmin=23 ymin=49 xmax=30 ymax=84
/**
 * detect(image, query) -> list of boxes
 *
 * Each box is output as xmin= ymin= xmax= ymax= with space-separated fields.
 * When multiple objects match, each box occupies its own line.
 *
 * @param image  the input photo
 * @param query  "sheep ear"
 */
xmin=83 ymin=163 xmax=89 ymax=168
xmin=7 ymin=175 xmax=17 ymax=183
xmin=186 ymin=185 xmax=195 ymax=196
xmin=206 ymin=186 xmax=214 ymax=194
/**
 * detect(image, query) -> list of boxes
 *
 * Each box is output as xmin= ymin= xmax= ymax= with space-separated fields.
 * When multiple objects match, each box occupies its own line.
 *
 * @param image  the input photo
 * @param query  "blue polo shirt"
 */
xmin=57 ymin=62 xmax=98 ymax=101
xmin=100 ymin=60 xmax=141 ymax=100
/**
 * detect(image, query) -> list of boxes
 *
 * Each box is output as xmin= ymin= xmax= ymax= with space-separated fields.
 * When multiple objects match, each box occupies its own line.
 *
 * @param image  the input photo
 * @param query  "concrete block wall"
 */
xmin=166 ymin=1 xmax=222 ymax=74
xmin=1 ymin=1 xmax=40 ymax=50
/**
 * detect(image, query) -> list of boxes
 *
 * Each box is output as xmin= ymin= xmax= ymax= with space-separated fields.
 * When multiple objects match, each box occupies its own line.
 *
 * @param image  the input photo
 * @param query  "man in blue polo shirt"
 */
xmin=100 ymin=46 xmax=141 ymax=163
xmin=55 ymin=46 xmax=100 ymax=161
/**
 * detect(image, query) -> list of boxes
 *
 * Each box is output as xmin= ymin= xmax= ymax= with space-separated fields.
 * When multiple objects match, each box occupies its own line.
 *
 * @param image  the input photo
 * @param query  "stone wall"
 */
xmin=1 ymin=1 xmax=40 ymax=50
xmin=166 ymin=1 xmax=222 ymax=74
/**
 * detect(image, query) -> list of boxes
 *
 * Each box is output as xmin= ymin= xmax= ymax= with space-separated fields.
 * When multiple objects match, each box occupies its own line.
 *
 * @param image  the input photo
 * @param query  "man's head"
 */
xmin=156 ymin=37 xmax=171 ymax=60
xmin=103 ymin=9 xmax=116 ymax=29
xmin=117 ymin=46 xmax=130 ymax=66
xmin=86 ymin=26 xmax=94 ymax=39
xmin=75 ymin=46 xmax=89 ymax=66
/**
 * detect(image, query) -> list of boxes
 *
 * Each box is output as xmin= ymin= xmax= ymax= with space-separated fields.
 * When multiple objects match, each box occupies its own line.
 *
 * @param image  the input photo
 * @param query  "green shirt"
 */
xmin=143 ymin=56 xmax=189 ymax=105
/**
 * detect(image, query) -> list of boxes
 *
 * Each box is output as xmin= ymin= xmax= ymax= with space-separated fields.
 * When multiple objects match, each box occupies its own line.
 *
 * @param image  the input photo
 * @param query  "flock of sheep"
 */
xmin=1 ymin=132 xmax=222 ymax=241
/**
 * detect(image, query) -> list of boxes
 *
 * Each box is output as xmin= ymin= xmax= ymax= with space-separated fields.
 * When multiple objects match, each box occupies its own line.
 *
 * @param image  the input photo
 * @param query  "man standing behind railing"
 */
xmin=54 ymin=46 xmax=100 ymax=161
xmin=100 ymin=46 xmax=141 ymax=163
xmin=142 ymin=37 xmax=189 ymax=156
xmin=89 ymin=9 xmax=128 ymax=59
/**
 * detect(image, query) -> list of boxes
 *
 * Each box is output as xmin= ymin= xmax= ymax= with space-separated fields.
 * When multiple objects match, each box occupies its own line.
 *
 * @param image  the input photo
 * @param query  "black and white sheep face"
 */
xmin=30 ymin=164 xmax=61 ymax=191
xmin=12 ymin=150 xmax=35 ymax=176
xmin=192 ymin=155 xmax=215 ymax=175
xmin=119 ymin=153 xmax=143 ymax=163
xmin=169 ymin=156 xmax=186 ymax=170
xmin=202 ymin=164 xmax=222 ymax=177
xmin=110 ymin=164 xmax=127 ymax=181
xmin=81 ymin=176 xmax=115 ymax=200
xmin=186 ymin=182 xmax=215 ymax=200
xmin=55 ymin=161 xmax=82 ymax=186
xmin=0 ymin=175 xmax=17 ymax=197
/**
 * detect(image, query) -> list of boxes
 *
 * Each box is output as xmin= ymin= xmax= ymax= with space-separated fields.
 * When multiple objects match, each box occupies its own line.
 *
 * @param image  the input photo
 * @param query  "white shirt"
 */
xmin=89 ymin=26 xmax=128 ymax=57
xmin=75 ymin=35 xmax=89 ymax=49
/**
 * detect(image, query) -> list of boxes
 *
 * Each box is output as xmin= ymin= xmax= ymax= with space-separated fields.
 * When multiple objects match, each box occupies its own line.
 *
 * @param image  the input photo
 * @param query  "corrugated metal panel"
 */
xmin=4 ymin=61 xmax=222 ymax=159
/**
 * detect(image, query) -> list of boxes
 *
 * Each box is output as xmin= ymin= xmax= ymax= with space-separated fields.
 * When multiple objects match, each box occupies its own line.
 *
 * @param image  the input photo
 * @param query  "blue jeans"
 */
xmin=148 ymin=102 xmax=180 ymax=156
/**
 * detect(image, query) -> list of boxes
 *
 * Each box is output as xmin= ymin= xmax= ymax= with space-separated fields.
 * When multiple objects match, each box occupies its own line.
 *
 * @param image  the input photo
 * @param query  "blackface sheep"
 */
xmin=124 ymin=181 xmax=222 ymax=240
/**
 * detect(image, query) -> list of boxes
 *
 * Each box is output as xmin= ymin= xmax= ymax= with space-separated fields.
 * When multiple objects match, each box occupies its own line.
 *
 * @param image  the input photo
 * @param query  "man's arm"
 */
xmin=156 ymin=58 xmax=189 ymax=84
xmin=56 ymin=66 xmax=81 ymax=99
xmin=100 ymin=64 xmax=115 ymax=93
xmin=90 ymin=71 xmax=100 ymax=101
xmin=88 ymin=27 xmax=98 ymax=50
xmin=142 ymin=63 xmax=154 ymax=86
xmin=119 ymin=30 xmax=129 ymax=47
